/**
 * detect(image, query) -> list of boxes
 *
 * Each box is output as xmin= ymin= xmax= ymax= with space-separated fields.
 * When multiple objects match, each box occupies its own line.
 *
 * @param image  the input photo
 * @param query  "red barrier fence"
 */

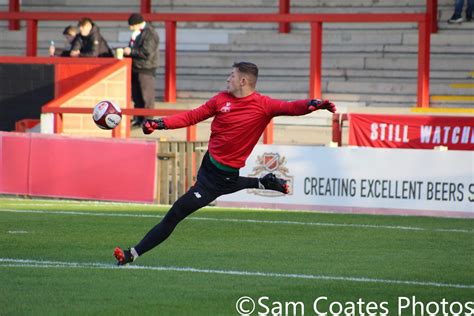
xmin=0 ymin=10 xmax=432 ymax=107
xmin=0 ymin=132 xmax=157 ymax=202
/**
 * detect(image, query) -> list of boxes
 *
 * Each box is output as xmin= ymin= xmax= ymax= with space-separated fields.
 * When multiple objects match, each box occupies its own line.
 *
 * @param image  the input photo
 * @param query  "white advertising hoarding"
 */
xmin=217 ymin=145 xmax=474 ymax=217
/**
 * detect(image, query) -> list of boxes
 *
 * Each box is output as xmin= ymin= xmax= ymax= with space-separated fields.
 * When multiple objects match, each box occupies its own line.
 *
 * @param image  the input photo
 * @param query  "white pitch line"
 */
xmin=0 ymin=208 xmax=472 ymax=234
xmin=0 ymin=258 xmax=472 ymax=290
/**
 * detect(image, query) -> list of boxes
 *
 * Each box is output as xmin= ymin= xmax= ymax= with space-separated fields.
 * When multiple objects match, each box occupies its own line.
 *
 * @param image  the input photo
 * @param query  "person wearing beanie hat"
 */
xmin=128 ymin=13 xmax=144 ymax=26
xmin=122 ymin=13 xmax=160 ymax=126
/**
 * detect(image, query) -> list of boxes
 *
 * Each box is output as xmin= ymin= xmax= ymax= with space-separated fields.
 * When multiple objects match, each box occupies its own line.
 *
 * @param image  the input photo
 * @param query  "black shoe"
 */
xmin=448 ymin=15 xmax=463 ymax=23
xmin=114 ymin=247 xmax=134 ymax=266
xmin=259 ymin=173 xmax=289 ymax=194
xmin=466 ymin=16 xmax=472 ymax=22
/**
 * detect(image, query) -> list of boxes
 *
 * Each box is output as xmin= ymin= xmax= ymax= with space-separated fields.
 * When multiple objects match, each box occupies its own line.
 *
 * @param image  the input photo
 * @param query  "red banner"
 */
xmin=348 ymin=113 xmax=474 ymax=150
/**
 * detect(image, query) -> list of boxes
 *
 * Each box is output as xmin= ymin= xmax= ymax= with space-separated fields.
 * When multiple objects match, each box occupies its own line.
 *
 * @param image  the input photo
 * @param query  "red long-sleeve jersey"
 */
xmin=163 ymin=91 xmax=311 ymax=168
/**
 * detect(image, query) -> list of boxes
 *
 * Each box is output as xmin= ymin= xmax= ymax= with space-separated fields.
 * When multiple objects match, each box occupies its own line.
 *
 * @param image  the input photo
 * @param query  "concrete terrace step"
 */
xmin=173 ymin=52 xmax=365 ymax=69
xmin=226 ymin=29 xmax=473 ymax=48
xmin=404 ymin=31 xmax=474 ymax=46
xmin=228 ymin=30 xmax=406 ymax=46
xmin=162 ymin=86 xmax=471 ymax=109
xmin=166 ymin=90 xmax=418 ymax=108
xmin=162 ymin=74 xmax=471 ymax=97
xmin=210 ymin=43 xmax=474 ymax=55
xmin=159 ymin=67 xmax=474 ymax=81
xmin=365 ymin=56 xmax=472 ymax=71
xmin=169 ymin=70 xmax=473 ymax=84
xmin=172 ymin=52 xmax=470 ymax=72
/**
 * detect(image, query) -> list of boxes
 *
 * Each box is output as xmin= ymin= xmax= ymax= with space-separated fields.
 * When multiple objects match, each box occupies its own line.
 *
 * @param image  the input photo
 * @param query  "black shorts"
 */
xmin=195 ymin=152 xmax=256 ymax=198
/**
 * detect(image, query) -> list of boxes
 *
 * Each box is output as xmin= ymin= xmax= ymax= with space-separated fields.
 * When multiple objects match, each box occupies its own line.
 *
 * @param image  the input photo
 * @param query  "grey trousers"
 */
xmin=132 ymin=71 xmax=156 ymax=121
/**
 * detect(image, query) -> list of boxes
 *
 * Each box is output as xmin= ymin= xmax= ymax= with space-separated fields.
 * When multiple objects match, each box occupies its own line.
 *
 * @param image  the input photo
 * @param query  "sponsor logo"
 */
xmin=194 ymin=191 xmax=202 ymax=199
xmin=248 ymin=152 xmax=293 ymax=197
xmin=220 ymin=102 xmax=232 ymax=113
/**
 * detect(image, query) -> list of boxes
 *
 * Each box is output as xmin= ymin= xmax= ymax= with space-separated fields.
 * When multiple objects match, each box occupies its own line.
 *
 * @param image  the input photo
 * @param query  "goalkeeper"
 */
xmin=114 ymin=61 xmax=336 ymax=265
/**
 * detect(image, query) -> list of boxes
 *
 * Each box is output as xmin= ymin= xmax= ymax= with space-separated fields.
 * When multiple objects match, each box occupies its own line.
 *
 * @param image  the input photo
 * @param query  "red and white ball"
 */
xmin=92 ymin=100 xmax=122 ymax=130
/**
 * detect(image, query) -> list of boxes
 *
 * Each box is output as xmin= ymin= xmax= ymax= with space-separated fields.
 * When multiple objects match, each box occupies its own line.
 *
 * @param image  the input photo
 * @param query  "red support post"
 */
xmin=165 ymin=21 xmax=177 ymax=103
xmin=26 ymin=20 xmax=38 ymax=57
xmin=140 ymin=0 xmax=151 ymax=14
xmin=417 ymin=20 xmax=431 ymax=108
xmin=8 ymin=0 xmax=20 ymax=30
xmin=112 ymin=123 xmax=121 ymax=138
xmin=309 ymin=22 xmax=322 ymax=99
xmin=427 ymin=0 xmax=438 ymax=34
xmin=54 ymin=114 xmax=63 ymax=134
xmin=278 ymin=0 xmax=290 ymax=33
xmin=331 ymin=113 xmax=342 ymax=146
xmin=263 ymin=120 xmax=274 ymax=144
xmin=186 ymin=125 xmax=197 ymax=141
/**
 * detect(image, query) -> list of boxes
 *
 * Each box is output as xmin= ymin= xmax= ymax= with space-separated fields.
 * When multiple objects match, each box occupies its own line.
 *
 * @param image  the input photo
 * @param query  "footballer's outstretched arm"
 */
xmin=142 ymin=96 xmax=218 ymax=135
xmin=265 ymin=97 xmax=336 ymax=117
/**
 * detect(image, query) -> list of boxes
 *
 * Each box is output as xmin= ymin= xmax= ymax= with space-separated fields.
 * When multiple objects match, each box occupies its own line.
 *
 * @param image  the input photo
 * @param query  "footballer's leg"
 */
xmin=114 ymin=247 xmax=135 ymax=266
xmin=257 ymin=173 xmax=289 ymax=194
xmin=114 ymin=183 xmax=217 ymax=265
xmin=227 ymin=174 xmax=289 ymax=194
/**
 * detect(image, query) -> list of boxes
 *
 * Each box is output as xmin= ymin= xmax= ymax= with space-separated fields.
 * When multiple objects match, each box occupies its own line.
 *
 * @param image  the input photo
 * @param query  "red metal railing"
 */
xmin=8 ymin=0 xmax=19 ymax=30
xmin=140 ymin=0 xmax=151 ymax=15
xmin=42 ymin=106 xmax=198 ymax=140
xmin=7 ymin=0 xmax=293 ymax=33
xmin=8 ymin=0 xmax=439 ymax=34
xmin=0 ymin=11 xmax=432 ymax=108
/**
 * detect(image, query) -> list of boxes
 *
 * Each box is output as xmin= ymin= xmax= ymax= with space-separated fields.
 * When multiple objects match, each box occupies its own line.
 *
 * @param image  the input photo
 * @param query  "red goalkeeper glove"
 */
xmin=142 ymin=118 xmax=166 ymax=135
xmin=307 ymin=99 xmax=336 ymax=113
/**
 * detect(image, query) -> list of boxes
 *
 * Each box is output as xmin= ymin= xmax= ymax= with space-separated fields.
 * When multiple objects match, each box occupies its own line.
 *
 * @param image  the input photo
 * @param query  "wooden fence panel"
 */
xmin=156 ymin=141 xmax=208 ymax=204
xmin=177 ymin=142 xmax=186 ymax=197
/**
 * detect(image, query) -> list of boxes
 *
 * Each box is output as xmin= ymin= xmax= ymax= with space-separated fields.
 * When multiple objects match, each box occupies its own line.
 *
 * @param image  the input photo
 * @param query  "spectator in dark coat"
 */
xmin=70 ymin=18 xmax=113 ymax=57
xmin=122 ymin=13 xmax=160 ymax=126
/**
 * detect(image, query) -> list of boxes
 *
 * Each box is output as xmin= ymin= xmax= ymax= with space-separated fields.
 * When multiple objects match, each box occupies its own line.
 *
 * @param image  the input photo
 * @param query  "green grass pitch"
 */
xmin=0 ymin=197 xmax=472 ymax=315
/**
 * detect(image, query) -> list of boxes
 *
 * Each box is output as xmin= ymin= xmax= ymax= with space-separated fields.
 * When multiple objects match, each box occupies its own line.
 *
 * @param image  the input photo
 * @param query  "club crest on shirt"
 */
xmin=247 ymin=152 xmax=293 ymax=196
xmin=220 ymin=102 xmax=231 ymax=113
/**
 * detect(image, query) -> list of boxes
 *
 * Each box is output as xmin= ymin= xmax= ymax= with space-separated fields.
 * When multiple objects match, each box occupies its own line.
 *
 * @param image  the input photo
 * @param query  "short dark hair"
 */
xmin=62 ymin=25 xmax=77 ymax=36
xmin=232 ymin=62 xmax=259 ymax=80
xmin=78 ymin=17 xmax=93 ymax=27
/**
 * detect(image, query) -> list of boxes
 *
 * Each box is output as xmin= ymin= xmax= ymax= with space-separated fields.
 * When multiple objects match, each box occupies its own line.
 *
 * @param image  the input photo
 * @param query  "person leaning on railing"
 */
xmin=49 ymin=25 xmax=77 ymax=57
xmin=70 ymin=17 xmax=114 ymax=58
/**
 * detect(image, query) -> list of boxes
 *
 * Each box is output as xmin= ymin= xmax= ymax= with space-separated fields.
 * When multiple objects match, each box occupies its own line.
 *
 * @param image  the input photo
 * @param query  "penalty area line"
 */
xmin=0 ymin=208 xmax=472 ymax=234
xmin=0 ymin=258 xmax=472 ymax=290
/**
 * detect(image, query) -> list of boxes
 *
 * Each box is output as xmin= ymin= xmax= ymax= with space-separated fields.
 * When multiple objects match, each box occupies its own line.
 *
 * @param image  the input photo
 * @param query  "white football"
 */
xmin=92 ymin=100 xmax=122 ymax=130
